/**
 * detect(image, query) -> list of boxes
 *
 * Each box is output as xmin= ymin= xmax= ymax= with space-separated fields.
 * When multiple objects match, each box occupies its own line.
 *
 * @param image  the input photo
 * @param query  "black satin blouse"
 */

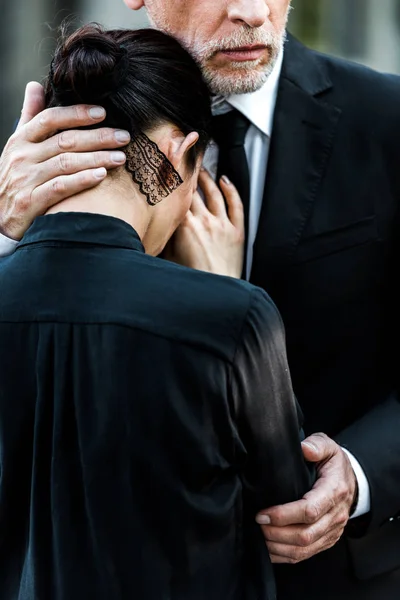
xmin=0 ymin=213 xmax=313 ymax=600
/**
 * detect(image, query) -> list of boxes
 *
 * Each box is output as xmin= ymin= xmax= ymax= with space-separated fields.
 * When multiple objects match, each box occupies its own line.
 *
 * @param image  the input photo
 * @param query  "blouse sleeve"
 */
xmin=231 ymin=287 xmax=315 ymax=512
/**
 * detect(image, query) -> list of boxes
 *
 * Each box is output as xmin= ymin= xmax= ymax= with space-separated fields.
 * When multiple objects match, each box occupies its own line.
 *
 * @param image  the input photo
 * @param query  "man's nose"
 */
xmin=227 ymin=0 xmax=270 ymax=28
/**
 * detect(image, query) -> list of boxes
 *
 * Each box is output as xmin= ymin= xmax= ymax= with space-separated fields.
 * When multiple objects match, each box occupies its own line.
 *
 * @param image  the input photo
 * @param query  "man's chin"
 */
xmin=204 ymin=66 xmax=273 ymax=96
xmin=201 ymin=48 xmax=280 ymax=95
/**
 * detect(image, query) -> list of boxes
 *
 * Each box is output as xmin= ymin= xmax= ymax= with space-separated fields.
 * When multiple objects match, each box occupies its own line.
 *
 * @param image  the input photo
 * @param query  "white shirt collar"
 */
xmin=221 ymin=48 xmax=284 ymax=137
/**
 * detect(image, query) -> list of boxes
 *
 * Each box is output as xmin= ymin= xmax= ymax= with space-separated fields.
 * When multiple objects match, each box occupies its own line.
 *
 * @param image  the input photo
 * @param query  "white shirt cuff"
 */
xmin=342 ymin=447 xmax=371 ymax=519
xmin=0 ymin=232 xmax=18 ymax=257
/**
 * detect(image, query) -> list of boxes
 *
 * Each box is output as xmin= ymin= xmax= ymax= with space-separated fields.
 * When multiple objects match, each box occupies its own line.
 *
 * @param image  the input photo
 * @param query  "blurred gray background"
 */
xmin=1 ymin=0 xmax=400 ymax=149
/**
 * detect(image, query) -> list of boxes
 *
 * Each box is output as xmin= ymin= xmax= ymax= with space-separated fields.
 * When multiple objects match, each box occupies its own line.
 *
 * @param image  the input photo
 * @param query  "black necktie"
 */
xmin=212 ymin=109 xmax=251 ymax=278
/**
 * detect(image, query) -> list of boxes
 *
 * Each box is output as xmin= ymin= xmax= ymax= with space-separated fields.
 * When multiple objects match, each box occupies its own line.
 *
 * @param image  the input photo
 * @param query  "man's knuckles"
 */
xmin=2 ymin=131 xmax=21 ymax=153
xmin=1 ymin=139 xmax=33 ymax=171
xmin=98 ymin=128 xmax=113 ymax=145
xmin=303 ymin=500 xmax=325 ymax=524
xmin=55 ymin=152 xmax=103 ymax=174
xmin=57 ymin=131 xmax=77 ymax=151
xmin=294 ymin=527 xmax=319 ymax=547
xmin=275 ymin=544 xmax=314 ymax=564
xmin=54 ymin=128 xmax=127 ymax=153
xmin=296 ymin=515 xmax=347 ymax=548
xmin=32 ymin=176 xmax=68 ymax=207
xmin=50 ymin=177 xmax=68 ymax=198
xmin=325 ymin=530 xmax=344 ymax=550
xmin=39 ymin=105 xmax=88 ymax=130
xmin=7 ymin=160 xmax=43 ymax=196
xmin=274 ymin=554 xmax=302 ymax=565
xmin=335 ymin=509 xmax=350 ymax=528
xmin=291 ymin=547 xmax=313 ymax=563
xmin=336 ymin=480 xmax=352 ymax=503
xmin=13 ymin=189 xmax=33 ymax=215
xmin=58 ymin=153 xmax=75 ymax=173
xmin=8 ymin=150 xmax=30 ymax=170
xmin=37 ymin=108 xmax=59 ymax=131
xmin=268 ymin=529 xmax=344 ymax=564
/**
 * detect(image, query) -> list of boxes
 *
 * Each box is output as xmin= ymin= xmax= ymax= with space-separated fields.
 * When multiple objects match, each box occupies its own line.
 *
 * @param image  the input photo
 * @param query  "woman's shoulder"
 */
xmin=129 ymin=255 xmax=281 ymax=363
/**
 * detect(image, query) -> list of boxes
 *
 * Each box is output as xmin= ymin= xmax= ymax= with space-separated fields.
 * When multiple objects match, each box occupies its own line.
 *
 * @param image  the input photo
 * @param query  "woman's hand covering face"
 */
xmin=162 ymin=169 xmax=245 ymax=278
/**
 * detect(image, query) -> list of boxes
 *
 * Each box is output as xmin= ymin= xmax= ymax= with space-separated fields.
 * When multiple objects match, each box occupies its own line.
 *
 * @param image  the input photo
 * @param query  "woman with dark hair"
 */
xmin=0 ymin=24 xmax=313 ymax=600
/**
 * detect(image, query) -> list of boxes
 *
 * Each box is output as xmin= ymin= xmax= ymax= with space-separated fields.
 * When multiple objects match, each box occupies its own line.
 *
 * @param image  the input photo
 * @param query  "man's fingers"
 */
xmin=38 ymin=127 xmax=131 ymax=162
xmin=31 ymin=168 xmax=108 ymax=213
xmin=35 ymin=151 xmax=126 ymax=183
xmin=219 ymin=176 xmax=244 ymax=230
xmin=257 ymin=486 xmax=335 ymax=527
xmin=17 ymin=82 xmax=46 ymax=131
xmin=267 ymin=527 xmax=343 ymax=564
xmin=263 ymin=521 xmax=325 ymax=547
xmin=198 ymin=169 xmax=226 ymax=217
xmin=261 ymin=508 xmax=347 ymax=547
xmin=301 ymin=432 xmax=337 ymax=463
xmin=23 ymin=105 xmax=108 ymax=143
xmin=257 ymin=498 xmax=309 ymax=527
xmin=269 ymin=554 xmax=286 ymax=564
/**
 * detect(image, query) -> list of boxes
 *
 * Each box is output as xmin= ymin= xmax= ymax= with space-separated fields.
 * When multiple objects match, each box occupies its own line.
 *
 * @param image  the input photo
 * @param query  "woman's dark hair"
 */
xmin=45 ymin=23 xmax=212 ymax=170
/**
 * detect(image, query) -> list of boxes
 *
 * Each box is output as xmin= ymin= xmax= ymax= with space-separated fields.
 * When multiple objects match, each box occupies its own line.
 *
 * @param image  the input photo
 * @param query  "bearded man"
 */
xmin=0 ymin=1 xmax=400 ymax=599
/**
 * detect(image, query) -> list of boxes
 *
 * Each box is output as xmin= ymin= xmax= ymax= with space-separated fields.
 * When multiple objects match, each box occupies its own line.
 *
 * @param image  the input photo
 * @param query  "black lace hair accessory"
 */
xmin=124 ymin=132 xmax=183 ymax=206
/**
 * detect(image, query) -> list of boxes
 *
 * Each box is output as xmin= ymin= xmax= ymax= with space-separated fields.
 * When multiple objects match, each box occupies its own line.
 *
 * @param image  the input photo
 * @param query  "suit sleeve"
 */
xmin=336 ymin=396 xmax=400 ymax=532
xmin=230 ymin=287 xmax=315 ymax=512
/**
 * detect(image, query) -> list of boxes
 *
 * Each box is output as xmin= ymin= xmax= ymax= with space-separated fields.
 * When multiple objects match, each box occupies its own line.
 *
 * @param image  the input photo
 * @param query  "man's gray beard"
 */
xmin=146 ymin=11 xmax=287 ymax=95
xmin=201 ymin=51 xmax=280 ymax=95
xmin=189 ymin=28 xmax=286 ymax=96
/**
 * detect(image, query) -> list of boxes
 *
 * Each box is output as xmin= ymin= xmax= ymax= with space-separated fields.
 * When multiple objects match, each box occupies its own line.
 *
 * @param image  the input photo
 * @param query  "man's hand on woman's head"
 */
xmin=0 ymin=82 xmax=131 ymax=240
xmin=163 ymin=169 xmax=245 ymax=278
xmin=256 ymin=433 xmax=357 ymax=564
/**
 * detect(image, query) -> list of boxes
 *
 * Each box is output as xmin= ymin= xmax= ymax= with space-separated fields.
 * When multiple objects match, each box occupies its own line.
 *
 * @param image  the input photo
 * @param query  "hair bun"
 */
xmin=50 ymin=23 xmax=130 ymax=105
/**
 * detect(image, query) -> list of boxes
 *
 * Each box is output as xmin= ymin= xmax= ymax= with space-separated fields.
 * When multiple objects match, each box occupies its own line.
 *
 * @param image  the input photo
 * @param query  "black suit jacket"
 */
xmin=0 ymin=213 xmax=313 ymax=600
xmin=250 ymin=34 xmax=400 ymax=598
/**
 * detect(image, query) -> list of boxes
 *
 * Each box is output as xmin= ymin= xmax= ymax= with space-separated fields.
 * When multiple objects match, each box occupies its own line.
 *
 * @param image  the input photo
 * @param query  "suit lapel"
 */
xmin=251 ymin=36 xmax=342 ymax=284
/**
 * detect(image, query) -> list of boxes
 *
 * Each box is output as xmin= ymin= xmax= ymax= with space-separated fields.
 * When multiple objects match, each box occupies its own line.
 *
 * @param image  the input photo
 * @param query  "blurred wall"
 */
xmin=1 ymin=0 xmax=400 ymax=148
xmin=291 ymin=0 xmax=400 ymax=72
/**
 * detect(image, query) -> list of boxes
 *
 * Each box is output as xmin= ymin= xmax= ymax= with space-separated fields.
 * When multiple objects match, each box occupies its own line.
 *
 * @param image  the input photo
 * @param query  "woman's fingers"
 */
xmin=198 ymin=170 xmax=244 ymax=233
xmin=198 ymin=169 xmax=226 ymax=217
xmin=190 ymin=190 xmax=209 ymax=216
xmin=219 ymin=176 xmax=245 ymax=232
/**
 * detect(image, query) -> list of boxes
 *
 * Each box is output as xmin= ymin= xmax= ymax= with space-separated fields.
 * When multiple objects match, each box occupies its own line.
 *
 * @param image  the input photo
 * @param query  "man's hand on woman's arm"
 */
xmin=0 ymin=82 xmax=131 ymax=240
xmin=257 ymin=433 xmax=357 ymax=564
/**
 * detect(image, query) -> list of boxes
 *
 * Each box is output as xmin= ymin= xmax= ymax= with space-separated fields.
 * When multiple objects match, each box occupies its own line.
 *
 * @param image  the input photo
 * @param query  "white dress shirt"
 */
xmin=0 ymin=233 xmax=18 ymax=257
xmin=0 ymin=55 xmax=370 ymax=517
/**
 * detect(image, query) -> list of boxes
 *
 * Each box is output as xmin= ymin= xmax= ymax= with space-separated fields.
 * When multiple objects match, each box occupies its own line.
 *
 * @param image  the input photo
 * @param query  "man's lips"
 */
xmin=218 ymin=45 xmax=267 ymax=62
